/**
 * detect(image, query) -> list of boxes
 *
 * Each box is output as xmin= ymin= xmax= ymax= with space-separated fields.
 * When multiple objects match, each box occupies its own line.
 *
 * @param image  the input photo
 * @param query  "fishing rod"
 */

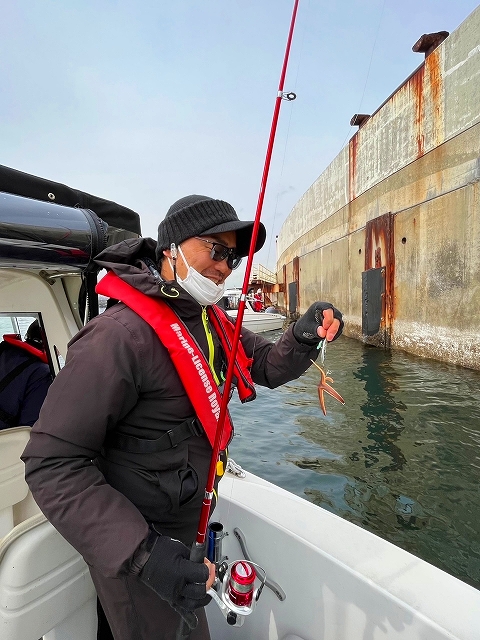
xmin=177 ymin=0 xmax=300 ymax=636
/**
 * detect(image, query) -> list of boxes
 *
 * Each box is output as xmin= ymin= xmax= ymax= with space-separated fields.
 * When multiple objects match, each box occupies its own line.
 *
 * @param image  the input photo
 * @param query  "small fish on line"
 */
xmin=310 ymin=359 xmax=345 ymax=416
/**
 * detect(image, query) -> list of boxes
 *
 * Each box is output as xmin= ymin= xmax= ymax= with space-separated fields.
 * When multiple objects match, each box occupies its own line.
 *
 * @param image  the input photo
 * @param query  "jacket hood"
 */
xmin=94 ymin=237 xmax=207 ymax=311
xmin=95 ymin=237 xmax=156 ymax=271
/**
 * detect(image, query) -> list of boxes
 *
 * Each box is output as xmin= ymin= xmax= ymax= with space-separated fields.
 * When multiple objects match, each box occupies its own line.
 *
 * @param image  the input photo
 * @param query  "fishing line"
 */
xmin=338 ymin=0 xmax=387 ymax=152
xmin=264 ymin=98 xmax=294 ymax=270
xmin=265 ymin=0 xmax=311 ymax=270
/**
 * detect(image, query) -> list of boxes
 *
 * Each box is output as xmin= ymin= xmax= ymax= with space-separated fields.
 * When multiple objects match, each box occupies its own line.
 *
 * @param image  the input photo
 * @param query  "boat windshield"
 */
xmin=218 ymin=291 xmax=255 ymax=312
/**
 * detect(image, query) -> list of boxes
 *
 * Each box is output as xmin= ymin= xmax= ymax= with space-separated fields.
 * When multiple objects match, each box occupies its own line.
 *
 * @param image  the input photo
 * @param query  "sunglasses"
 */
xmin=195 ymin=237 xmax=242 ymax=270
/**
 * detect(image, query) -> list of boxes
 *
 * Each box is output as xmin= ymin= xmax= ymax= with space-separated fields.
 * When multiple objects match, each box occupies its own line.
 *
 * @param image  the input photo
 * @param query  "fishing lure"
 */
xmin=310 ymin=348 xmax=345 ymax=416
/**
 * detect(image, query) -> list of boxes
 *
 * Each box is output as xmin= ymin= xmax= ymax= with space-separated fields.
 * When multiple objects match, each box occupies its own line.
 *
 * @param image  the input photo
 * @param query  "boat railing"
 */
xmin=250 ymin=264 xmax=277 ymax=285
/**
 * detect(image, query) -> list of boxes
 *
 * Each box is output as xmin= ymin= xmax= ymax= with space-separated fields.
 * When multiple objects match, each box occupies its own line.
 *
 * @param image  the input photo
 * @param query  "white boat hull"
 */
xmin=207 ymin=470 xmax=480 ymax=640
xmin=227 ymin=309 xmax=285 ymax=333
xmin=223 ymin=289 xmax=286 ymax=333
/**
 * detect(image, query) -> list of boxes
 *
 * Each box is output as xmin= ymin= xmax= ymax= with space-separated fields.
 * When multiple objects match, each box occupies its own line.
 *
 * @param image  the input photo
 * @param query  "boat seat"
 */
xmin=0 ymin=426 xmax=97 ymax=639
xmin=0 ymin=516 xmax=97 ymax=639
xmin=0 ymin=426 xmax=41 ymax=537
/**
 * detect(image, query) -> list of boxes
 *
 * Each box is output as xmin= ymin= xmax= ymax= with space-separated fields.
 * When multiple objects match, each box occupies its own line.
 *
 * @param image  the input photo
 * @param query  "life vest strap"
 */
xmin=104 ymin=416 xmax=203 ymax=454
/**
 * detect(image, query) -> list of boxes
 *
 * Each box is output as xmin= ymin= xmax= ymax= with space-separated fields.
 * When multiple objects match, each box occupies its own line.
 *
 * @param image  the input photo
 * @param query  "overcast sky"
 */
xmin=1 ymin=0 xmax=478 ymax=285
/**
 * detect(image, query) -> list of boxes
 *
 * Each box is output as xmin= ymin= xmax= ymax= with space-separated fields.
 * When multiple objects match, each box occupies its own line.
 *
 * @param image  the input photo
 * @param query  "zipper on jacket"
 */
xmin=202 ymin=307 xmax=221 ymax=386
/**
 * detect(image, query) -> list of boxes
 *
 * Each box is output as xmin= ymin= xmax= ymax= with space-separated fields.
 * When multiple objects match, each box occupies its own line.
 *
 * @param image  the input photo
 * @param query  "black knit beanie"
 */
xmin=155 ymin=195 xmax=266 ymax=261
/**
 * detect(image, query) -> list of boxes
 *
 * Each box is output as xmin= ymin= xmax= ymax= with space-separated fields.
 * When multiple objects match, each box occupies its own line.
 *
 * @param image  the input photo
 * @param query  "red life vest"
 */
xmin=206 ymin=305 xmax=256 ymax=404
xmin=96 ymin=271 xmax=255 ymax=450
xmin=2 ymin=334 xmax=48 ymax=364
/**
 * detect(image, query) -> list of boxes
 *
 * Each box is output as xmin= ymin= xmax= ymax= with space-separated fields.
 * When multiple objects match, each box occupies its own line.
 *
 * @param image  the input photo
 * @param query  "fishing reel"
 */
xmin=208 ymin=560 xmax=266 ymax=626
xmin=207 ymin=522 xmax=266 ymax=627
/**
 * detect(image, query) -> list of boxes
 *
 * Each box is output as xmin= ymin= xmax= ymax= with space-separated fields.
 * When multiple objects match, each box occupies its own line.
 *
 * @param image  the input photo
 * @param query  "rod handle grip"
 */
xmin=175 ymin=542 xmax=207 ymax=639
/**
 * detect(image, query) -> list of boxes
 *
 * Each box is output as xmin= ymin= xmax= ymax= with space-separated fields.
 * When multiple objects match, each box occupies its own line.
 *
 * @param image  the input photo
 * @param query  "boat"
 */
xmin=220 ymin=289 xmax=286 ymax=333
xmin=1 ymin=169 xmax=479 ymax=640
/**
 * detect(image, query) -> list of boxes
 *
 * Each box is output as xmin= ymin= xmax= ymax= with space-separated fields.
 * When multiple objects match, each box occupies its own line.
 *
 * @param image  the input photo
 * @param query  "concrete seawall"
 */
xmin=276 ymin=6 xmax=480 ymax=370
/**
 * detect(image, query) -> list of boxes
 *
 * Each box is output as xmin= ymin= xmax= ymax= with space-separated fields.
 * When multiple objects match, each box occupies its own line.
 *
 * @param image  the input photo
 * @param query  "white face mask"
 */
xmin=170 ymin=246 xmax=225 ymax=305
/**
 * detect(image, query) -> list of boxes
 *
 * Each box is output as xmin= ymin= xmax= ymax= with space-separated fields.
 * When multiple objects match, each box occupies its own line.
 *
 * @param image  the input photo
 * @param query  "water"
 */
xmin=228 ymin=332 xmax=480 ymax=590
xmin=0 ymin=315 xmax=37 ymax=338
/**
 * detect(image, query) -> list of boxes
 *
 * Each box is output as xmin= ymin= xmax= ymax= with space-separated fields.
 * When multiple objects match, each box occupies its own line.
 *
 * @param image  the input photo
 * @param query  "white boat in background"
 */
xmin=221 ymin=289 xmax=286 ymax=333
xmin=0 ymin=170 xmax=479 ymax=640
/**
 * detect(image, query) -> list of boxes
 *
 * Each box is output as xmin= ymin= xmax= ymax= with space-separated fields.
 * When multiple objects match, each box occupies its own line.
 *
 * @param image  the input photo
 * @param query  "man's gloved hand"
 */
xmin=293 ymin=302 xmax=344 ymax=345
xmin=138 ymin=534 xmax=211 ymax=615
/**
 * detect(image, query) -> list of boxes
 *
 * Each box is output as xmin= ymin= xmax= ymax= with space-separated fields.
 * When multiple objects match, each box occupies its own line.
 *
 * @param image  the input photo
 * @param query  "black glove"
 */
xmin=293 ymin=302 xmax=344 ymax=345
xmin=138 ymin=534 xmax=211 ymax=614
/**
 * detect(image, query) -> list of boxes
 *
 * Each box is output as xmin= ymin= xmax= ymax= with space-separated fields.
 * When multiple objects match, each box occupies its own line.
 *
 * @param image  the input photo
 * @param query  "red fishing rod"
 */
xmin=177 ymin=0 xmax=300 ymax=635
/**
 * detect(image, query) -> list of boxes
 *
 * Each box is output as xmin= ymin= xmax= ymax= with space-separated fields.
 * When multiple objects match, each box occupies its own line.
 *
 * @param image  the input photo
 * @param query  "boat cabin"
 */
xmin=0 ymin=166 xmax=140 ymax=639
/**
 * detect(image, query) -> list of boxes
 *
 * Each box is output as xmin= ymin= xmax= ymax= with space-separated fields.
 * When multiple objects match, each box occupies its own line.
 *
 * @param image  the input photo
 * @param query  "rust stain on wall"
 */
xmin=292 ymin=255 xmax=300 ymax=310
xmin=348 ymin=133 xmax=358 ymax=201
xmin=281 ymin=264 xmax=287 ymax=310
xmin=425 ymin=48 xmax=443 ymax=146
xmin=409 ymin=65 xmax=426 ymax=158
xmin=365 ymin=213 xmax=395 ymax=339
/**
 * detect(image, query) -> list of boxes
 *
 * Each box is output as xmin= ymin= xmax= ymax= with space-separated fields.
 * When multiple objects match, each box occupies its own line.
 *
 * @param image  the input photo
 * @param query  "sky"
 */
xmin=1 ymin=0 xmax=479 ymax=286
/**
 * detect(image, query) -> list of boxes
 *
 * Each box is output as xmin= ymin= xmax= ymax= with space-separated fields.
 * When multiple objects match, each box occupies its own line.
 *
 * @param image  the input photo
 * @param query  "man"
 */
xmin=22 ymin=195 xmax=343 ymax=640
xmin=0 ymin=320 xmax=52 ymax=430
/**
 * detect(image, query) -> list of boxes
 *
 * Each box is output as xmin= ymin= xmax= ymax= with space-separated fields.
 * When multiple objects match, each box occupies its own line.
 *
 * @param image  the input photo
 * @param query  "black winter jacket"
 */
xmin=22 ymin=237 xmax=319 ymax=578
xmin=0 ymin=341 xmax=52 ymax=429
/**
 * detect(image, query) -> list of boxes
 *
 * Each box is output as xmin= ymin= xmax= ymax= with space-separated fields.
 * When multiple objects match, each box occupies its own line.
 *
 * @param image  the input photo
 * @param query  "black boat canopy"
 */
xmin=0 ymin=165 xmax=141 ymax=236
xmin=0 ymin=165 xmax=142 ymax=272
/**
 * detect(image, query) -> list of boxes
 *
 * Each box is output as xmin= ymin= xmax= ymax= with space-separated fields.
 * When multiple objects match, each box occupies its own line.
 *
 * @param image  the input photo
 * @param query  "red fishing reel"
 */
xmin=226 ymin=561 xmax=256 ymax=607
xmin=208 ymin=559 xmax=266 ymax=627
